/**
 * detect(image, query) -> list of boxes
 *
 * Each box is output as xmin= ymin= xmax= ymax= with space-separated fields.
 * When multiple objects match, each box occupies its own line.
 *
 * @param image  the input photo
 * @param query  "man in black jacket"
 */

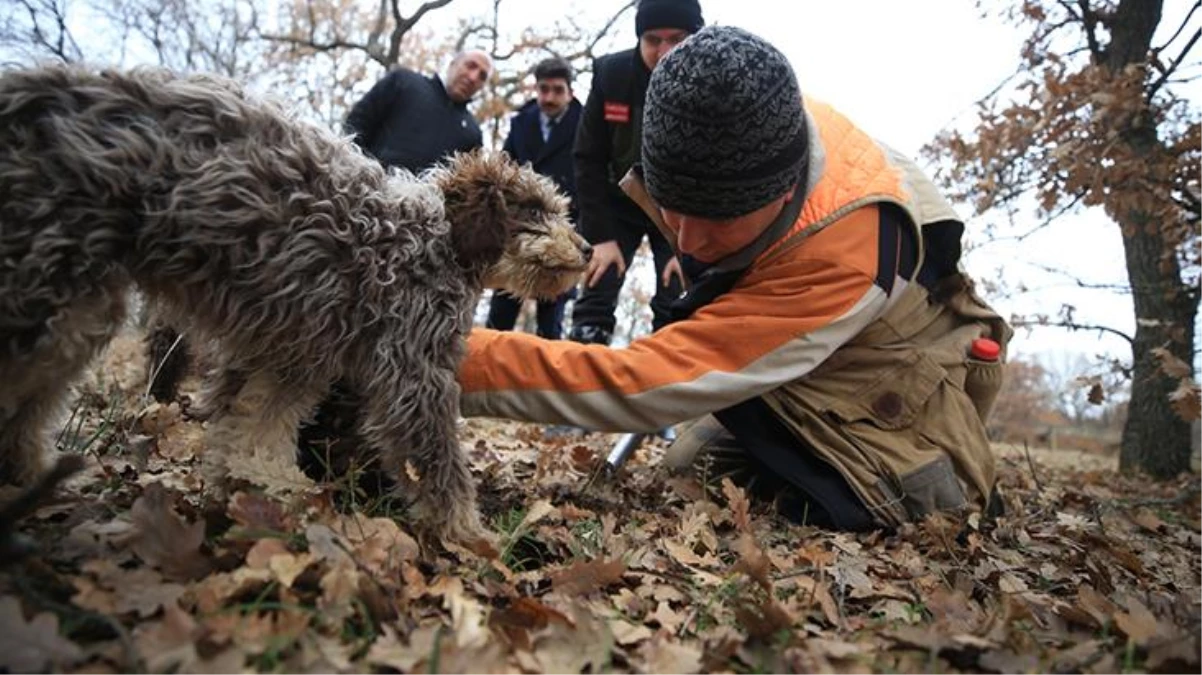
xmin=345 ymin=50 xmax=492 ymax=173
xmin=487 ymin=57 xmax=584 ymax=339
xmin=568 ymin=0 xmax=704 ymax=346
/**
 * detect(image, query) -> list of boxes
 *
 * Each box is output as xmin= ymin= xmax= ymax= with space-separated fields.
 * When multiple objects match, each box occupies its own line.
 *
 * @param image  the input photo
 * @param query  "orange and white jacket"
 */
xmin=460 ymin=98 xmax=943 ymax=431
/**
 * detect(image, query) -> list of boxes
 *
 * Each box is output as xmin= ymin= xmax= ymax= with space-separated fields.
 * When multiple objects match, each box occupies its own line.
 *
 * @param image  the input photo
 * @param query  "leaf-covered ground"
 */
xmin=1 ymin=332 xmax=1199 ymax=674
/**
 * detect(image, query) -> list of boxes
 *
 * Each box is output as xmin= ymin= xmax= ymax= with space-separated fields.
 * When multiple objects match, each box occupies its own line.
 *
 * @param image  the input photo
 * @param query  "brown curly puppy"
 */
xmin=0 ymin=64 xmax=589 ymax=547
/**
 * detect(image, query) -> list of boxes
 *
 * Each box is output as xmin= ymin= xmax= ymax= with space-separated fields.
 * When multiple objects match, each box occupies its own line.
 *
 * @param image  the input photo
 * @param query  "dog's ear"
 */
xmin=440 ymin=152 xmax=513 ymax=271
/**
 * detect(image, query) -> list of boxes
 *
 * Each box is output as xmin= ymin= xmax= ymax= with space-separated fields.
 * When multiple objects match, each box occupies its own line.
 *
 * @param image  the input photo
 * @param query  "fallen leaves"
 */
xmin=0 ymin=597 xmax=84 ymax=673
xmin=1 ymin=350 xmax=1199 ymax=675
xmin=549 ymin=558 xmax=627 ymax=595
xmin=224 ymin=447 xmax=320 ymax=497
xmin=123 ymin=482 xmax=212 ymax=581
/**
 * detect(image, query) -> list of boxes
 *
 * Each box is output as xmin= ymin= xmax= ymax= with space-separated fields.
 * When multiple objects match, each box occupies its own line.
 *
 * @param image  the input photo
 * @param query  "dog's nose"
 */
xmin=581 ymin=243 xmax=593 ymax=262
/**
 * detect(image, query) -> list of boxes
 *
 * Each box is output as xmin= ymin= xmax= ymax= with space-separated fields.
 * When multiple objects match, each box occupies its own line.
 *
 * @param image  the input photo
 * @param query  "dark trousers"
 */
xmin=487 ymin=291 xmax=571 ymax=339
xmin=714 ymin=398 xmax=877 ymax=532
xmin=569 ymin=219 xmax=682 ymax=343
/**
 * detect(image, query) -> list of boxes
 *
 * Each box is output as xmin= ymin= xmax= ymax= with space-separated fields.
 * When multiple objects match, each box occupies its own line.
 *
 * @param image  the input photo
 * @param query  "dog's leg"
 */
xmin=357 ymin=363 xmax=495 ymax=553
xmin=201 ymin=370 xmax=326 ymax=496
xmin=0 ymin=288 xmax=126 ymax=483
xmin=188 ymin=363 xmax=245 ymax=421
xmin=0 ymin=389 xmax=66 ymax=484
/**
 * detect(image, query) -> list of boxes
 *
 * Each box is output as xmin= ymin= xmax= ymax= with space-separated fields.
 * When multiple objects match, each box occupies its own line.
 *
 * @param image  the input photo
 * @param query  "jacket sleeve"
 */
xmin=460 ymin=206 xmax=891 ymax=431
xmin=573 ymin=59 xmax=616 ymax=244
xmin=501 ymin=113 xmax=520 ymax=160
xmin=344 ymin=72 xmax=399 ymax=153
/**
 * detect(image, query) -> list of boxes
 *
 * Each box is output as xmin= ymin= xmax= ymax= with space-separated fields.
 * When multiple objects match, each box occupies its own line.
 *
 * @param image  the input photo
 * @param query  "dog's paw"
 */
xmin=455 ymin=529 xmax=500 ymax=559
xmin=433 ymin=505 xmax=499 ymax=559
xmin=0 ymin=451 xmax=50 ymax=487
xmin=439 ymin=526 xmax=500 ymax=560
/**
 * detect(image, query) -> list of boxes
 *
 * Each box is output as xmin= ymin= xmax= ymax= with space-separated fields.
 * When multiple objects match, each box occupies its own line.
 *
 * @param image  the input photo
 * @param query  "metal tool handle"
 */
xmin=605 ymin=432 xmax=648 ymax=474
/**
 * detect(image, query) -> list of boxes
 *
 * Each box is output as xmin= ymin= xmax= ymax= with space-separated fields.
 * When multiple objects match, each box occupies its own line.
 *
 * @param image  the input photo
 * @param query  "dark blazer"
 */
xmin=502 ymin=97 xmax=583 ymax=222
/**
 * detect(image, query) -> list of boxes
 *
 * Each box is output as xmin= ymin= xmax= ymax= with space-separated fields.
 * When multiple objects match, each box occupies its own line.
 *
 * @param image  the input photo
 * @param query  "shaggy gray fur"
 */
xmin=0 ymin=64 xmax=588 ymax=547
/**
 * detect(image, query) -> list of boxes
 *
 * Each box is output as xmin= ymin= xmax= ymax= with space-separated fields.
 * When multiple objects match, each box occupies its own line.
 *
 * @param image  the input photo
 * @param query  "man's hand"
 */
xmin=661 ymin=256 xmax=684 ymax=289
xmin=585 ymin=240 xmax=625 ymax=288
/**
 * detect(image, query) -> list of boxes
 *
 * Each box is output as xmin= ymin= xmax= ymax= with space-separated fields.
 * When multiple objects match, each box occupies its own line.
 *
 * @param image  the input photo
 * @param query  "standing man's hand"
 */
xmin=585 ymin=240 xmax=625 ymax=288
xmin=661 ymin=256 xmax=684 ymax=290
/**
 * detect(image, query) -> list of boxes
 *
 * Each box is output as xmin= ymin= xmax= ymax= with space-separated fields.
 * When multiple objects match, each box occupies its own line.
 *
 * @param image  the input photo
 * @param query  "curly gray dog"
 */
xmin=0 ymin=64 xmax=590 ymax=548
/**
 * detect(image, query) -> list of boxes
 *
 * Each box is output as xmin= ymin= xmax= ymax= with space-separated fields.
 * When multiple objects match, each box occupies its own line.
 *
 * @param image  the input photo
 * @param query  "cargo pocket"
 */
xmin=896 ymin=454 xmax=966 ymax=518
xmin=826 ymin=352 xmax=944 ymax=432
xmin=963 ymin=358 xmax=1003 ymax=423
xmin=821 ymin=352 xmax=955 ymax=523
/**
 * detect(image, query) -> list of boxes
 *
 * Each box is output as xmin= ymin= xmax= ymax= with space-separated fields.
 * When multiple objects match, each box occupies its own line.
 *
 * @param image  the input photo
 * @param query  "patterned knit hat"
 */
xmin=635 ymin=0 xmax=705 ymax=37
xmin=642 ymin=25 xmax=808 ymax=219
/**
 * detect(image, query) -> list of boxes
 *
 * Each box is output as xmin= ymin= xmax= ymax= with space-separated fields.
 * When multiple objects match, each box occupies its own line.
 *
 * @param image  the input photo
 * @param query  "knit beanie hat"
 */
xmin=635 ymin=0 xmax=704 ymax=37
xmin=642 ymin=25 xmax=808 ymax=219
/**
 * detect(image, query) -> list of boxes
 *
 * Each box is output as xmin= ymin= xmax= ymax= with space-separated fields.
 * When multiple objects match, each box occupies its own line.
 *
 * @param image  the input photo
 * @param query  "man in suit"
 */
xmin=486 ymin=57 xmax=584 ymax=339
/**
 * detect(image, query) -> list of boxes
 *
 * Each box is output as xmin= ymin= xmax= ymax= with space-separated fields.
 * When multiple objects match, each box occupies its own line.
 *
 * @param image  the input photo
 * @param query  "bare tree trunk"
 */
xmin=1106 ymin=0 xmax=1199 ymax=478
xmin=1118 ymin=201 xmax=1198 ymax=478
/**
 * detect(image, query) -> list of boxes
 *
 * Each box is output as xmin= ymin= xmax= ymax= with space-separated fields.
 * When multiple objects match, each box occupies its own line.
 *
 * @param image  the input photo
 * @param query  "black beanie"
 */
xmin=642 ymin=26 xmax=808 ymax=219
xmin=635 ymin=0 xmax=704 ymax=36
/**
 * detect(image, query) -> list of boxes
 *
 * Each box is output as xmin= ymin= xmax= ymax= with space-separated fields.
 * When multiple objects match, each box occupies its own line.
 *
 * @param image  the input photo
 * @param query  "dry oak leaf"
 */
xmin=518 ymin=498 xmax=559 ymax=531
xmin=444 ymin=580 xmax=490 ymax=650
xmin=549 ymin=558 xmax=627 ymax=596
xmin=1112 ymin=595 xmax=1167 ymax=647
xmin=112 ymin=567 xmax=187 ymax=618
xmin=329 ymin=514 xmax=420 ymax=575
xmin=1169 ymin=378 xmax=1201 ymax=422
xmin=245 ymin=538 xmax=313 ymax=589
xmin=720 ymin=477 xmax=752 ymax=531
xmin=732 ymin=532 xmax=772 ymax=591
xmin=298 ymin=634 xmax=356 ymax=673
xmin=528 ymin=604 xmax=611 ymax=674
xmin=191 ymin=567 xmax=273 ymax=614
xmin=319 ymin=562 xmax=361 ymax=623
xmin=734 ymin=590 xmax=796 ymax=640
xmin=1130 ymin=507 xmax=1169 ymax=533
xmin=305 ymin=523 xmax=353 ymax=566
xmin=649 ymin=600 xmax=689 ymax=634
xmin=134 ymin=602 xmax=245 ymax=673
xmin=0 ymin=596 xmax=84 ymax=673
xmin=790 ymin=575 xmax=841 ymax=627
xmin=1151 ymin=346 xmax=1193 ymax=378
xmin=135 ymin=401 xmax=182 ymax=436
xmin=223 ymin=446 xmax=319 ymax=497
xmin=609 ymin=618 xmax=655 ymax=646
xmin=367 ymin=624 xmax=440 ymax=672
xmin=638 ymin=634 xmax=703 ymax=675
xmin=124 ymin=482 xmax=212 ymax=581
xmin=227 ymin=490 xmax=292 ymax=532
xmin=663 ymin=537 xmax=721 ymax=568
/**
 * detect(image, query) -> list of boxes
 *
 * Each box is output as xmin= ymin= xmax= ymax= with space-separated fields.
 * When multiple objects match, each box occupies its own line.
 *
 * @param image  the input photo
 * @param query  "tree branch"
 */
xmin=1013 ymin=317 xmax=1135 ymax=345
xmin=260 ymin=32 xmax=372 ymax=54
xmin=1152 ymin=0 xmax=1200 ymax=54
xmin=1149 ymin=26 xmax=1201 ymax=98
xmin=1071 ymin=0 xmax=1104 ymax=58
xmin=1023 ymin=262 xmax=1133 ymax=293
